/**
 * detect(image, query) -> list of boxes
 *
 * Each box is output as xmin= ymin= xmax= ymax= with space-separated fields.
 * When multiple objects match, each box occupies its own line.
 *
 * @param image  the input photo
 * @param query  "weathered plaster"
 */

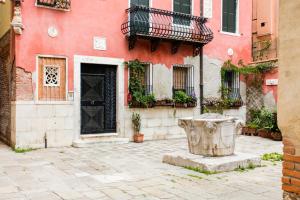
xmin=203 ymin=55 xmax=222 ymax=98
xmin=263 ymin=91 xmax=276 ymax=110
xmin=278 ymin=0 xmax=300 ymax=150
xmin=153 ymin=64 xmax=172 ymax=99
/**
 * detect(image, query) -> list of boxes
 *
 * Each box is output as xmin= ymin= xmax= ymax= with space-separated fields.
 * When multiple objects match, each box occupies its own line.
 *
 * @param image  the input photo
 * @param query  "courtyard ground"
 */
xmin=0 ymin=136 xmax=282 ymax=200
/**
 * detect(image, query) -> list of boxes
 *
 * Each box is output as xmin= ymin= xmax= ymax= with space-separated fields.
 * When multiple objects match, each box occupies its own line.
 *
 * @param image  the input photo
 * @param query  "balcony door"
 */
xmin=130 ymin=0 xmax=150 ymax=34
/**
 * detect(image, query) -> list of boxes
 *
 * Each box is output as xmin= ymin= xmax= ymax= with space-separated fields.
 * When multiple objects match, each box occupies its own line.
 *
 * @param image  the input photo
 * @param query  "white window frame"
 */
xmin=127 ymin=61 xmax=153 ymax=94
xmin=43 ymin=65 xmax=61 ymax=87
xmin=172 ymin=0 xmax=194 ymax=29
xmin=172 ymin=64 xmax=195 ymax=95
xmin=220 ymin=0 xmax=240 ymax=36
xmin=35 ymin=55 xmax=68 ymax=103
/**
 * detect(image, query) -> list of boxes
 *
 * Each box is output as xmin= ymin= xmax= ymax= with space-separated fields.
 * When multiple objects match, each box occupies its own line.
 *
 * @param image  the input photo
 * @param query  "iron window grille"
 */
xmin=222 ymin=70 xmax=241 ymax=101
xmin=129 ymin=62 xmax=153 ymax=95
xmin=43 ymin=65 xmax=60 ymax=87
xmin=173 ymin=64 xmax=194 ymax=96
xmin=36 ymin=0 xmax=71 ymax=10
xmin=121 ymin=5 xmax=213 ymax=54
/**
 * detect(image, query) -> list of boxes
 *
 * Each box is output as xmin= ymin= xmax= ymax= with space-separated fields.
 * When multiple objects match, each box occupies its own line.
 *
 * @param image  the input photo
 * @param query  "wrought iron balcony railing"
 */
xmin=121 ymin=6 xmax=213 ymax=55
xmin=36 ymin=0 xmax=71 ymax=10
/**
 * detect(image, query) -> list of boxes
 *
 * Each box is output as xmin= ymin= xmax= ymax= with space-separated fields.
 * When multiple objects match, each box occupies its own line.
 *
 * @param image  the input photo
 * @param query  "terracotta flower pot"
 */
xmin=271 ymin=132 xmax=282 ymax=141
xmin=133 ymin=133 xmax=144 ymax=143
xmin=258 ymin=129 xmax=272 ymax=139
xmin=242 ymin=127 xmax=257 ymax=136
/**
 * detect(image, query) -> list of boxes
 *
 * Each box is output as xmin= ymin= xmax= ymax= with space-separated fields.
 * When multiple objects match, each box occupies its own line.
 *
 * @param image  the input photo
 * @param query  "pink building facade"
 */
xmin=0 ymin=0 xmax=252 ymax=148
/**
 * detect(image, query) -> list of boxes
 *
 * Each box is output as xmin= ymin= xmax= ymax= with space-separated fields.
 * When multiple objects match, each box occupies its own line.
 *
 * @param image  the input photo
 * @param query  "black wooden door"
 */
xmin=81 ymin=64 xmax=116 ymax=134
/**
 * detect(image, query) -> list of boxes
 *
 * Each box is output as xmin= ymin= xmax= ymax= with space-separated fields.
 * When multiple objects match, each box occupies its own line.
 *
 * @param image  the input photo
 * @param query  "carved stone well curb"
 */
xmin=178 ymin=113 xmax=243 ymax=157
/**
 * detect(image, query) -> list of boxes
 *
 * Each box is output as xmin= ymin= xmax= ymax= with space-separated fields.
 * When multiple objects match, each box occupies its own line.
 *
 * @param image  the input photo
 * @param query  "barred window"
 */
xmin=173 ymin=64 xmax=194 ymax=96
xmin=129 ymin=63 xmax=153 ymax=95
xmin=222 ymin=70 xmax=241 ymax=100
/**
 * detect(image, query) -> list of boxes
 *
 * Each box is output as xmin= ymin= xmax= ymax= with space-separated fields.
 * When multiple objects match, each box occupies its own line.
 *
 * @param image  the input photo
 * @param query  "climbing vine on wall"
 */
xmin=221 ymin=60 xmax=276 ymax=88
xmin=125 ymin=59 xmax=156 ymax=108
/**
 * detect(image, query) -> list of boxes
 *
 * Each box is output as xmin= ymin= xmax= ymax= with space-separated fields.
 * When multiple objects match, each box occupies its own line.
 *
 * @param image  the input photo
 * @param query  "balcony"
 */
xmin=121 ymin=6 xmax=213 ymax=56
xmin=36 ymin=0 xmax=71 ymax=11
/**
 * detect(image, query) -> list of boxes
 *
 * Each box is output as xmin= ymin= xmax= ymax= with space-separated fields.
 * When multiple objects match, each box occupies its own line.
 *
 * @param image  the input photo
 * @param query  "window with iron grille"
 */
xmin=222 ymin=0 xmax=238 ymax=33
xmin=129 ymin=63 xmax=153 ymax=95
xmin=36 ymin=0 xmax=71 ymax=10
xmin=222 ymin=70 xmax=241 ymax=100
xmin=173 ymin=65 xmax=194 ymax=96
xmin=173 ymin=0 xmax=192 ymax=26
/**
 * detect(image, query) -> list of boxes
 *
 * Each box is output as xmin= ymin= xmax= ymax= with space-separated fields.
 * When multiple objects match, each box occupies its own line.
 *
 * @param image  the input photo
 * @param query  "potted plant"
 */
xmin=270 ymin=112 xmax=282 ymax=141
xmin=242 ymin=123 xmax=258 ymax=136
xmin=257 ymin=108 xmax=274 ymax=139
xmin=132 ymin=112 xmax=144 ymax=143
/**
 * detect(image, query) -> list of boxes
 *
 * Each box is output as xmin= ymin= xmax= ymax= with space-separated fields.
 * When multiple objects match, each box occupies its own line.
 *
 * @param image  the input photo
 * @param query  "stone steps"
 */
xmin=72 ymin=134 xmax=130 ymax=148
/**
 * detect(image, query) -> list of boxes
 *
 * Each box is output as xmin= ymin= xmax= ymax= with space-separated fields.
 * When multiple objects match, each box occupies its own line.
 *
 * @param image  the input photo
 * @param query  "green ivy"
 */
xmin=125 ymin=59 xmax=156 ymax=108
xmin=221 ymin=60 xmax=275 ymax=89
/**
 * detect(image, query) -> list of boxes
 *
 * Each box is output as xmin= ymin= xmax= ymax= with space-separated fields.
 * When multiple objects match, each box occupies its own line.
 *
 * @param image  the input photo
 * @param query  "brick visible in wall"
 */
xmin=0 ymin=30 xmax=12 ymax=145
xmin=283 ymin=137 xmax=300 ymax=199
xmin=16 ymin=67 xmax=34 ymax=101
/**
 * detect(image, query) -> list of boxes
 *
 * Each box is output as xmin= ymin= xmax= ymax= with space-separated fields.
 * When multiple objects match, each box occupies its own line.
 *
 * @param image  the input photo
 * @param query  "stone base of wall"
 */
xmin=284 ymin=192 xmax=300 ymax=200
xmin=11 ymin=101 xmax=74 ymax=148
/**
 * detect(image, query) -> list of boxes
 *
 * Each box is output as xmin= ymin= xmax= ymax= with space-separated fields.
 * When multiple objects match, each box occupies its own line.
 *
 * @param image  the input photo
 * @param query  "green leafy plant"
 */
xmin=132 ymin=112 xmax=141 ymax=134
xmin=126 ymin=59 xmax=156 ymax=108
xmin=13 ymin=147 xmax=34 ymax=153
xmin=261 ymin=153 xmax=283 ymax=162
xmin=173 ymin=91 xmax=190 ymax=104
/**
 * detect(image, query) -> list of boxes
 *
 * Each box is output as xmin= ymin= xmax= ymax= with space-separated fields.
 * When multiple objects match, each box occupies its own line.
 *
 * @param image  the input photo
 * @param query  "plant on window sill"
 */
xmin=126 ymin=59 xmax=156 ymax=108
xmin=173 ymin=91 xmax=197 ymax=108
xmin=203 ymin=96 xmax=243 ymax=114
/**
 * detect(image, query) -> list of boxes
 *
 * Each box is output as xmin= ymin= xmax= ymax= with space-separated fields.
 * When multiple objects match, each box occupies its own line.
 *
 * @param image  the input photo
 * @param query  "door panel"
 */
xmin=81 ymin=64 xmax=116 ymax=134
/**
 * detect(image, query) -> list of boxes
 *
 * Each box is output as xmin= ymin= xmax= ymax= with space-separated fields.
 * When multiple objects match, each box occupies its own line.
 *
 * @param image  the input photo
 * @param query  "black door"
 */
xmin=130 ymin=0 xmax=150 ymax=34
xmin=81 ymin=64 xmax=116 ymax=134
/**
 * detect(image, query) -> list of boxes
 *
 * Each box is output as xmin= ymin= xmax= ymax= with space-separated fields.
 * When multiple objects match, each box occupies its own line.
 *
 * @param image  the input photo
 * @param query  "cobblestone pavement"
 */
xmin=0 ymin=136 xmax=282 ymax=200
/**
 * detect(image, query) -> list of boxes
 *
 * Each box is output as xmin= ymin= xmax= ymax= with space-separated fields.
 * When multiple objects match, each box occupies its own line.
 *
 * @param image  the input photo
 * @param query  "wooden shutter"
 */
xmin=222 ymin=0 xmax=237 ymax=33
xmin=38 ymin=57 xmax=66 ymax=101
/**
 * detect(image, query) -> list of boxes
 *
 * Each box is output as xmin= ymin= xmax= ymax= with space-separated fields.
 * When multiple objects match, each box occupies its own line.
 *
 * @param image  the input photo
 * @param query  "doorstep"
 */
xmin=72 ymin=133 xmax=129 ymax=148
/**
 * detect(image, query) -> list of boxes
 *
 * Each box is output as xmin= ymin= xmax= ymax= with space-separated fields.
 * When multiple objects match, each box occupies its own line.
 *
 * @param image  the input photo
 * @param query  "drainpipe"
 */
xmin=200 ymin=0 xmax=204 ymax=114
xmin=200 ymin=45 xmax=204 ymax=114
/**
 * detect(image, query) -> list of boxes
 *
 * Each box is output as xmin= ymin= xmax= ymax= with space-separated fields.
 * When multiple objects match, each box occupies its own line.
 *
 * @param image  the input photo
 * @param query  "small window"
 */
xmin=222 ymin=70 xmax=241 ymax=100
xmin=173 ymin=0 xmax=192 ymax=26
xmin=173 ymin=65 xmax=194 ymax=96
xmin=222 ymin=0 xmax=238 ymax=33
xmin=38 ymin=57 xmax=67 ymax=101
xmin=129 ymin=63 xmax=153 ymax=95
xmin=44 ymin=65 xmax=60 ymax=87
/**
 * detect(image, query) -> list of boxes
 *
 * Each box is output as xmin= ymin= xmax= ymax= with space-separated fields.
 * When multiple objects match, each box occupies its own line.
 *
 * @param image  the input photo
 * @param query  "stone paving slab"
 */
xmin=0 ymin=136 xmax=282 ymax=200
xmin=163 ymin=151 xmax=261 ymax=172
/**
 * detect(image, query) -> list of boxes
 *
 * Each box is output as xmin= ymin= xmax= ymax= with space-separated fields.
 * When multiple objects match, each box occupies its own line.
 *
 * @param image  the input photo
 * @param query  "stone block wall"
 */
xmin=11 ymin=102 xmax=74 ymax=148
xmin=123 ymin=107 xmax=200 ymax=141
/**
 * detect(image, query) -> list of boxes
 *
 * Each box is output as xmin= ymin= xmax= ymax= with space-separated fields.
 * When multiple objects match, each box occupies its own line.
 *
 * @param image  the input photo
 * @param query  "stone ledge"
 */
xmin=162 ymin=151 xmax=261 ymax=172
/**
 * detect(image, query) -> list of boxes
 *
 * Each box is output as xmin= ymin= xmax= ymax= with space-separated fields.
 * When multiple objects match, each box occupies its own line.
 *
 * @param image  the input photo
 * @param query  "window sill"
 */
xmin=220 ymin=31 xmax=241 ymax=37
xmin=35 ymin=4 xmax=71 ymax=12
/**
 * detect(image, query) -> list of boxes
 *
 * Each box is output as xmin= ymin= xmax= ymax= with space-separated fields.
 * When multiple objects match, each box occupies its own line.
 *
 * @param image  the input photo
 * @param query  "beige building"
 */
xmin=278 ymin=1 xmax=300 ymax=199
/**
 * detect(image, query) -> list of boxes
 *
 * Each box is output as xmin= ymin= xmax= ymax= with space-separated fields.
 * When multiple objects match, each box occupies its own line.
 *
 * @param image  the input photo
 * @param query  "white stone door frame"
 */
xmin=74 ymin=55 xmax=125 ymax=140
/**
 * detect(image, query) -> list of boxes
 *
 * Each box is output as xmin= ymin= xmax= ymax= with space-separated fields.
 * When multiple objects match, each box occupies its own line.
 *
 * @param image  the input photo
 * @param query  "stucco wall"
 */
xmin=279 ymin=0 xmax=300 ymax=198
xmin=0 ymin=1 xmax=12 ymax=38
